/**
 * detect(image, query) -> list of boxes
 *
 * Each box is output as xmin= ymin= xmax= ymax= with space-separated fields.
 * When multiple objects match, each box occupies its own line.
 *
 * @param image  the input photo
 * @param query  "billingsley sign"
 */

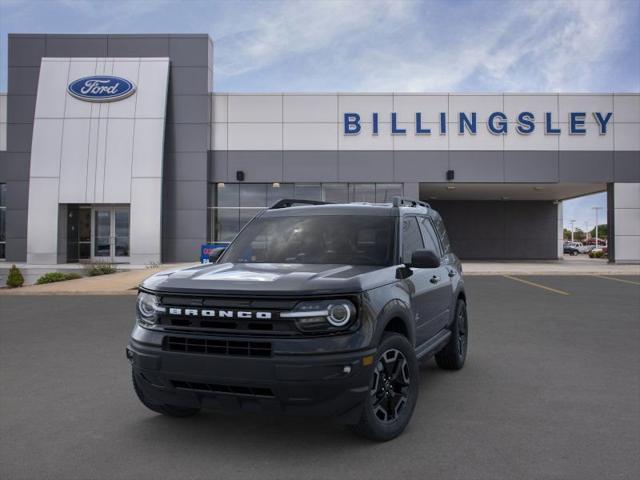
xmin=67 ymin=76 xmax=136 ymax=102
xmin=343 ymin=111 xmax=613 ymax=136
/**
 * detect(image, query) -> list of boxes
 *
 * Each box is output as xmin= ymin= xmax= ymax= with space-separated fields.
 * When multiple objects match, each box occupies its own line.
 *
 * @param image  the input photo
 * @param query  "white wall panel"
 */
xmin=615 ymin=209 xmax=640 ymax=236
xmin=559 ymin=123 xmax=614 ymax=150
xmin=93 ymin=117 xmax=109 ymax=201
xmin=65 ymin=60 xmax=97 ymax=118
xmin=228 ymin=94 xmax=282 ymax=123
xmin=559 ymin=95 xmax=613 ymax=124
xmin=212 ymin=94 xmax=228 ymax=123
xmin=130 ymin=177 xmax=162 ymax=262
xmin=393 ymin=95 xmax=448 ymax=124
xmin=58 ymin=118 xmax=91 ymax=203
xmin=394 ymin=123 xmax=448 ymax=150
xmin=0 ymin=94 xmax=6 ymax=122
xmin=614 ymin=123 xmax=640 ymax=150
xmin=103 ymin=119 xmax=134 ymax=203
xmin=338 ymin=122 xmax=393 ymax=150
xmin=283 ymin=123 xmax=338 ymax=150
xmin=449 ymin=124 xmax=504 ymax=150
xmin=132 ymin=119 xmax=165 ymax=177
xmin=228 ymin=123 xmax=283 ymax=150
xmin=504 ymin=94 xmax=558 ymax=121
xmin=0 ymin=123 xmax=6 ymax=151
xmin=26 ymin=177 xmax=60 ymax=263
xmin=135 ymin=60 xmax=170 ymax=118
xmin=30 ymin=119 xmax=64 ymax=177
xmin=450 ymin=94 xmax=502 ymax=120
xmin=613 ymin=94 xmax=640 ymax=123
xmin=283 ymin=94 xmax=337 ymax=123
xmin=211 ymin=123 xmax=227 ymax=150
xmin=85 ymin=118 xmax=100 ymax=202
xmin=614 ymin=183 xmax=640 ymax=208
xmin=107 ymin=61 xmax=140 ymax=118
xmin=338 ymin=95 xmax=393 ymax=123
xmin=504 ymin=128 xmax=560 ymax=150
xmin=35 ymin=59 xmax=70 ymax=118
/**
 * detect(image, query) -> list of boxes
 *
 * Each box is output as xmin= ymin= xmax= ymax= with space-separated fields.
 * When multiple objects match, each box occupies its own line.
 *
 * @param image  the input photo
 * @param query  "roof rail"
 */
xmin=269 ymin=198 xmax=331 ymax=209
xmin=391 ymin=196 xmax=430 ymax=209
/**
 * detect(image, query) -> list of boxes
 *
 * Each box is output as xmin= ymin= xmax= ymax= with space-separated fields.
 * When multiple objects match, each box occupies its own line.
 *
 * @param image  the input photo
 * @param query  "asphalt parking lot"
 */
xmin=1 ymin=275 xmax=639 ymax=480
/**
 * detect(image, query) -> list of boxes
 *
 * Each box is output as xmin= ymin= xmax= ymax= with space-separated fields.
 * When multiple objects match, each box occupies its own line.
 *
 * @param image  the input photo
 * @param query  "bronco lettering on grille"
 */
xmin=167 ymin=308 xmax=272 ymax=319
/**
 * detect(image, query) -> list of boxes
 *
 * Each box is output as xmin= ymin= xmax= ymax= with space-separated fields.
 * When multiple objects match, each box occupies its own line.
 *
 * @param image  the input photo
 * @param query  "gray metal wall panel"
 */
xmin=394 ymin=151 xmax=449 ymax=182
xmin=165 ymin=152 xmax=209 ymax=182
xmin=167 ymin=95 xmax=210 ymax=124
xmin=1 ymin=153 xmax=30 ymax=181
xmin=504 ymin=150 xmax=559 ymax=182
xmin=6 ymin=95 xmax=36 ymax=124
xmin=209 ymin=151 xmax=228 ymax=182
xmin=614 ymin=151 xmax=640 ymax=182
xmin=7 ymin=67 xmax=40 ymax=94
xmin=6 ymin=124 xmax=32 ymax=153
xmin=338 ymin=151 xmax=394 ymax=182
xmin=107 ymin=35 xmax=170 ymax=57
xmin=45 ymin=35 xmax=109 ymax=57
xmin=163 ymin=180 xmax=208 ymax=211
xmin=283 ymin=151 xmax=338 ymax=182
xmin=165 ymin=123 xmax=209 ymax=153
xmin=163 ymin=208 xmax=209 ymax=239
xmin=430 ymin=200 xmax=558 ymax=260
xmin=449 ymin=151 xmax=504 ymax=182
xmin=227 ymin=151 xmax=283 ymax=182
xmin=169 ymin=37 xmax=211 ymax=67
xmin=169 ymin=67 xmax=210 ymax=95
xmin=8 ymin=35 xmax=45 ymax=67
xmin=559 ymin=151 xmax=614 ymax=182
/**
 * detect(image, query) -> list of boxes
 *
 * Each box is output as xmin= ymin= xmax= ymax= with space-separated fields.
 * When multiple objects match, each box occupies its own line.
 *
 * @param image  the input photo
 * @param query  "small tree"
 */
xmin=6 ymin=264 xmax=24 ymax=288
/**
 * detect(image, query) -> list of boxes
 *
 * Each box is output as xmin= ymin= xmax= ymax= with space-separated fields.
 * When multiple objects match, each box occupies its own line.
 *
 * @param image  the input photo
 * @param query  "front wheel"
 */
xmin=435 ymin=298 xmax=468 ymax=370
xmin=351 ymin=333 xmax=419 ymax=442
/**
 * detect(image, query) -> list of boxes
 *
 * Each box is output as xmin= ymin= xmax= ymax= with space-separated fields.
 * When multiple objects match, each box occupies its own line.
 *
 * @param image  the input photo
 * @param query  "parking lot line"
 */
xmin=592 ymin=275 xmax=640 ymax=286
xmin=502 ymin=275 xmax=571 ymax=296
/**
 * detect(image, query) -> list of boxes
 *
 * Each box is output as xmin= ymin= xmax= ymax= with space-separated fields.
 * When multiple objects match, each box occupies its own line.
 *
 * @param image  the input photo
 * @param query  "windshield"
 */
xmin=221 ymin=215 xmax=396 ymax=266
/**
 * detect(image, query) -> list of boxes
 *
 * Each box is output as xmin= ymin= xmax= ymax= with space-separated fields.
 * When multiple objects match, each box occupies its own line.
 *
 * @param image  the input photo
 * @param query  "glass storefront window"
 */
xmin=208 ymin=182 xmax=403 ymax=242
xmin=349 ymin=183 xmax=376 ymax=203
xmin=0 ymin=183 xmax=6 ymax=259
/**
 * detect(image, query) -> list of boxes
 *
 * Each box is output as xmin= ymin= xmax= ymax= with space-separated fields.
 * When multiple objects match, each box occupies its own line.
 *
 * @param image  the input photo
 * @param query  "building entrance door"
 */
xmin=92 ymin=206 xmax=130 ymax=263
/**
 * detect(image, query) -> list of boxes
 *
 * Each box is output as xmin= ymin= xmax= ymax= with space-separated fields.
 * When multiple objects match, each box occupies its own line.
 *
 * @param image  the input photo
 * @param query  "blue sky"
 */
xmin=1 ymin=0 xmax=638 ymax=228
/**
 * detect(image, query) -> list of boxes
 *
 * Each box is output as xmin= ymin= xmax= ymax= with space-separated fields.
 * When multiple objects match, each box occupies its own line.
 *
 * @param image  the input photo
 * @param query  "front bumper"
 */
xmin=127 ymin=326 xmax=376 ymax=423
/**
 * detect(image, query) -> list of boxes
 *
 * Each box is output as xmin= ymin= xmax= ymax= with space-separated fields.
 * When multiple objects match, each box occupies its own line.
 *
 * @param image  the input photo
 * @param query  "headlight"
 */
xmin=281 ymin=299 xmax=356 ymax=333
xmin=136 ymin=292 xmax=164 ymax=327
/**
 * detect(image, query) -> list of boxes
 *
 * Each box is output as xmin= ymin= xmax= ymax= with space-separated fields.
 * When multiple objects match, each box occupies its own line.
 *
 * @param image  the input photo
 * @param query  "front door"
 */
xmin=92 ymin=206 xmax=130 ymax=263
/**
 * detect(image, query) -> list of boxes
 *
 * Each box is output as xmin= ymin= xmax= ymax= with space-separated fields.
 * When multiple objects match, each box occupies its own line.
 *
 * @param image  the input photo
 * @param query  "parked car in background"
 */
xmin=563 ymin=242 xmax=582 ymax=256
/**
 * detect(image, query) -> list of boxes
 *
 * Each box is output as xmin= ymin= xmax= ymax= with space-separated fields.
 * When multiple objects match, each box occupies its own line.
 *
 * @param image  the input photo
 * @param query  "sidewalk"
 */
xmin=0 ymin=264 xmax=193 ymax=295
xmin=1 ymin=258 xmax=638 ymax=295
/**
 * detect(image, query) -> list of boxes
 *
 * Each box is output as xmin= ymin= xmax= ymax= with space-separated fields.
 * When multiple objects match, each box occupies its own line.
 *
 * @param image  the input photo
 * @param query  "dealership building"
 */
xmin=0 ymin=33 xmax=638 ymax=265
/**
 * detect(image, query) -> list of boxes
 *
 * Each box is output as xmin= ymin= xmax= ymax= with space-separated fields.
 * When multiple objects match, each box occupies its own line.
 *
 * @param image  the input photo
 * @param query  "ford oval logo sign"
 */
xmin=67 ymin=76 xmax=136 ymax=102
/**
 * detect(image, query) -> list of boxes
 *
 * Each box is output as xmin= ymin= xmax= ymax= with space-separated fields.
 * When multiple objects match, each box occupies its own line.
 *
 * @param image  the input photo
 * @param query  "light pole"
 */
xmin=570 ymin=219 xmax=576 ymax=242
xmin=592 ymin=206 xmax=604 ymax=247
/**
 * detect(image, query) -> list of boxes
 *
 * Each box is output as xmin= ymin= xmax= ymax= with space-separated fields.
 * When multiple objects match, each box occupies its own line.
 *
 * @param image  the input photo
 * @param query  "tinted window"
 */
xmin=432 ymin=214 xmax=451 ymax=254
xmin=401 ymin=217 xmax=424 ymax=263
xmin=221 ymin=215 xmax=395 ymax=266
xmin=418 ymin=217 xmax=442 ymax=256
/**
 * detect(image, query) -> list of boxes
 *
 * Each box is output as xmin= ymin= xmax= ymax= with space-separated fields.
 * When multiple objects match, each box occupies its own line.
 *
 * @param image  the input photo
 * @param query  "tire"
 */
xmin=435 ymin=299 xmax=468 ymax=371
xmin=132 ymin=370 xmax=201 ymax=418
xmin=572 ymin=250 xmax=579 ymax=256
xmin=351 ymin=333 xmax=419 ymax=442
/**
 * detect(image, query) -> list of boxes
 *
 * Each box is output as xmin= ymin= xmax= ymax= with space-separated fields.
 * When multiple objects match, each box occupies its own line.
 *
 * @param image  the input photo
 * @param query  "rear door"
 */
xmin=418 ymin=216 xmax=454 ymax=333
xmin=400 ymin=216 xmax=444 ymax=346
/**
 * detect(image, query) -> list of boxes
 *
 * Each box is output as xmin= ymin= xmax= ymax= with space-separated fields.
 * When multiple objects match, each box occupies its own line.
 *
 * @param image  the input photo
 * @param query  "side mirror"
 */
xmin=208 ymin=247 xmax=225 ymax=263
xmin=408 ymin=249 xmax=440 ymax=269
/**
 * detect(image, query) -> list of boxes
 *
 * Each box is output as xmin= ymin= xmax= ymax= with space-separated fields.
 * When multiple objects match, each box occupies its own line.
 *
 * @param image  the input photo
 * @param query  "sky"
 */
xmin=1 ymin=0 xmax=638 ymax=228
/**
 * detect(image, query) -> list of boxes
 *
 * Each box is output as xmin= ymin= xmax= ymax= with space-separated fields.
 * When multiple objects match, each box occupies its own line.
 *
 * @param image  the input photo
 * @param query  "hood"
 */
xmin=141 ymin=262 xmax=397 ymax=296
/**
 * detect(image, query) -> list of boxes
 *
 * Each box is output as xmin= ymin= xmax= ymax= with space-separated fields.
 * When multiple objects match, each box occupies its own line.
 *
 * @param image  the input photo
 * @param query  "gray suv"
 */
xmin=127 ymin=197 xmax=468 ymax=441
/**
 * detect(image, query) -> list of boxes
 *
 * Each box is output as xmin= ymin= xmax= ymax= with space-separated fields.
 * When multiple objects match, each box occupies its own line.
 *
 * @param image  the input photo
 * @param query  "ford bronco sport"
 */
xmin=127 ymin=197 xmax=468 ymax=441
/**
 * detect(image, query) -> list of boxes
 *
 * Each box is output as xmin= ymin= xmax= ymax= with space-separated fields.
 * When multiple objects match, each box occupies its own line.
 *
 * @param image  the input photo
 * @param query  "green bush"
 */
xmin=589 ymin=250 xmax=605 ymax=259
xmin=85 ymin=263 xmax=117 ymax=276
xmin=36 ymin=272 xmax=83 ymax=284
xmin=6 ymin=264 xmax=24 ymax=288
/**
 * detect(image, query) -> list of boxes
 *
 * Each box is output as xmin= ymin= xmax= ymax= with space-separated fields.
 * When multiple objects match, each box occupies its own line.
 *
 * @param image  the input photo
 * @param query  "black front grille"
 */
xmin=163 ymin=336 xmax=272 ymax=357
xmin=171 ymin=380 xmax=274 ymax=397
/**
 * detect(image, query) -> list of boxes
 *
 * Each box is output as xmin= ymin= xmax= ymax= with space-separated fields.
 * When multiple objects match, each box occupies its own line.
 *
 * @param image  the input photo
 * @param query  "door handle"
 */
xmin=448 ymin=269 xmax=457 ymax=278
xmin=430 ymin=275 xmax=440 ymax=284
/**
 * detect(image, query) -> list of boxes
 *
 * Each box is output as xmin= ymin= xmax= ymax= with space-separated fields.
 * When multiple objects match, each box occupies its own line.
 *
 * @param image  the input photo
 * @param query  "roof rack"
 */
xmin=269 ymin=198 xmax=331 ymax=209
xmin=391 ymin=196 xmax=430 ymax=209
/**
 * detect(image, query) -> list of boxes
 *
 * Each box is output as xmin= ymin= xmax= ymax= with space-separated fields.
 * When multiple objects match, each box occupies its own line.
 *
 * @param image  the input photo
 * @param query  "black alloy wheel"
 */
xmin=371 ymin=348 xmax=411 ymax=423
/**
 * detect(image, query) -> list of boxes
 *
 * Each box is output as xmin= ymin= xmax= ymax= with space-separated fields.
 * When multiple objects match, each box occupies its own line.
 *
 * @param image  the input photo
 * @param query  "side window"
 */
xmin=418 ymin=217 xmax=442 ymax=257
xmin=402 ymin=217 xmax=424 ymax=263
xmin=432 ymin=215 xmax=451 ymax=255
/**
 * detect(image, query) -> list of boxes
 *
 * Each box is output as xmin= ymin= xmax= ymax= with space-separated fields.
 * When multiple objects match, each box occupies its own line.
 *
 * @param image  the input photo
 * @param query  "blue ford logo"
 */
xmin=67 ymin=76 xmax=136 ymax=102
